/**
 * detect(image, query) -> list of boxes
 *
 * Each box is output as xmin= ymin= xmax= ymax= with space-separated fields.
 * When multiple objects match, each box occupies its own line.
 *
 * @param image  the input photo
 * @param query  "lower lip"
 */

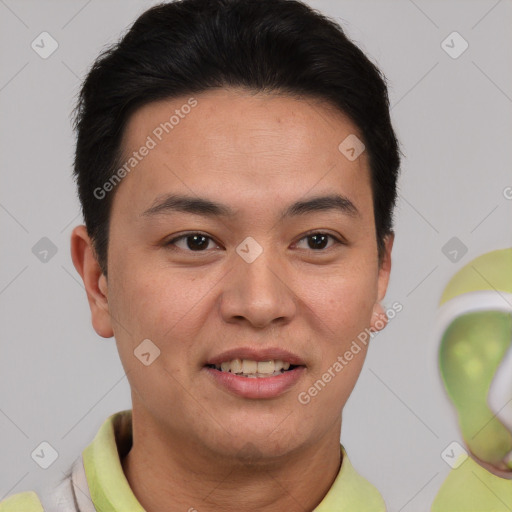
xmin=203 ymin=366 xmax=306 ymax=399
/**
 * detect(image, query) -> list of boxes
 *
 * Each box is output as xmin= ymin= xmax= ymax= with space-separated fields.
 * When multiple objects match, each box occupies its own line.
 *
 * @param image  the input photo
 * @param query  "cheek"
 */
xmin=308 ymin=265 xmax=377 ymax=340
xmin=111 ymin=256 xmax=194 ymax=327
xmin=109 ymin=267 xmax=202 ymax=402
xmin=301 ymin=261 xmax=376 ymax=405
xmin=111 ymin=263 xmax=217 ymax=368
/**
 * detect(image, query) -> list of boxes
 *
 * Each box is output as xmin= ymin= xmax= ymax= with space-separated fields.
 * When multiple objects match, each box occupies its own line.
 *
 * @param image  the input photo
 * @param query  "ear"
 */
xmin=370 ymin=232 xmax=394 ymax=333
xmin=70 ymin=225 xmax=114 ymax=338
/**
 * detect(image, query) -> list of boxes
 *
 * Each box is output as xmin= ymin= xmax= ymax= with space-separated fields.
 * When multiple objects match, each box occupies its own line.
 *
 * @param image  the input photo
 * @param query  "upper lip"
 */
xmin=205 ymin=347 xmax=306 ymax=366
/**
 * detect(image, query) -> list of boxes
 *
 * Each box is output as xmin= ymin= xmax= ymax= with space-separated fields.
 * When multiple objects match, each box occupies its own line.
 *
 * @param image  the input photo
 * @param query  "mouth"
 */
xmin=205 ymin=347 xmax=306 ymax=377
xmin=205 ymin=359 xmax=302 ymax=378
xmin=203 ymin=351 xmax=307 ymax=399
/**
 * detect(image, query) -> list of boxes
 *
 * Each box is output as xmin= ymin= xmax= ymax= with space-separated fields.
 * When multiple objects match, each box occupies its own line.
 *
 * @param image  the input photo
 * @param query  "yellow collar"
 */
xmin=82 ymin=409 xmax=386 ymax=511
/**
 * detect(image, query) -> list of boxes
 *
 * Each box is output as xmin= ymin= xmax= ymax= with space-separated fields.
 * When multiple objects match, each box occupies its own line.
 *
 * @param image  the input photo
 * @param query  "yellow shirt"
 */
xmin=0 ymin=409 xmax=386 ymax=511
xmin=432 ymin=454 xmax=512 ymax=511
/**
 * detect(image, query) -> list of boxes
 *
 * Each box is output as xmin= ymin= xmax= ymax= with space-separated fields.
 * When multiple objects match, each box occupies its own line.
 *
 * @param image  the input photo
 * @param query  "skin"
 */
xmin=71 ymin=87 xmax=394 ymax=512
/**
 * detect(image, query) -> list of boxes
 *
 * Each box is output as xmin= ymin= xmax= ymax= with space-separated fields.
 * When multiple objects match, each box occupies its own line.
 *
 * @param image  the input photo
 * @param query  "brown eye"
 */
xmin=294 ymin=232 xmax=343 ymax=251
xmin=165 ymin=232 xmax=219 ymax=252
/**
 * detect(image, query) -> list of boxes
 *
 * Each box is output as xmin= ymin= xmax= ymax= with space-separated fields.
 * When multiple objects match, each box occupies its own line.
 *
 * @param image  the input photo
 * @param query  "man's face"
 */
xmin=77 ymin=87 xmax=393 ymax=461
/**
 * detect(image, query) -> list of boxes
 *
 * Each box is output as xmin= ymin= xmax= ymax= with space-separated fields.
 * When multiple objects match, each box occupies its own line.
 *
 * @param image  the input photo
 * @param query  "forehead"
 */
xmin=113 ymin=87 xmax=372 ymax=219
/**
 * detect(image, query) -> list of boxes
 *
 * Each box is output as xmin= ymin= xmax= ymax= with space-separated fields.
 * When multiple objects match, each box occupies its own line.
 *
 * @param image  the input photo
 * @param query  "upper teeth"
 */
xmin=215 ymin=359 xmax=291 ymax=374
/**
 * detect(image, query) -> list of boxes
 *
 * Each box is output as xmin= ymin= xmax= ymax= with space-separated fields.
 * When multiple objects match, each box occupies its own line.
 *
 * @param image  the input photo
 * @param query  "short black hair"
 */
xmin=72 ymin=0 xmax=401 ymax=276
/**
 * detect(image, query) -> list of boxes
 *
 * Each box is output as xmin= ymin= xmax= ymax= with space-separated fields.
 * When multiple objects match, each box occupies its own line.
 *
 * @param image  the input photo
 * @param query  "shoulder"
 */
xmin=0 ymin=491 xmax=44 ymax=512
xmin=0 ymin=470 xmax=77 ymax=512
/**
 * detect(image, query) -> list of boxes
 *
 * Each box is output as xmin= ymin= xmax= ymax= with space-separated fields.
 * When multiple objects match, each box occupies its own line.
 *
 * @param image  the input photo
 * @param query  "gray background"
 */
xmin=1 ymin=0 xmax=511 ymax=510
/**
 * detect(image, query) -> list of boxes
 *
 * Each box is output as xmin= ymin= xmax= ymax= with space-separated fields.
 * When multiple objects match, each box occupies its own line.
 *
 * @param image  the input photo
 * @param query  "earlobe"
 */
xmin=70 ymin=225 xmax=114 ymax=338
xmin=370 ymin=302 xmax=388 ymax=332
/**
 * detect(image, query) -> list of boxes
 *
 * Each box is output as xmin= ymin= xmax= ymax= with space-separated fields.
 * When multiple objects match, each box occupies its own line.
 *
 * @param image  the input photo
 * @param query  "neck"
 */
xmin=121 ymin=408 xmax=343 ymax=512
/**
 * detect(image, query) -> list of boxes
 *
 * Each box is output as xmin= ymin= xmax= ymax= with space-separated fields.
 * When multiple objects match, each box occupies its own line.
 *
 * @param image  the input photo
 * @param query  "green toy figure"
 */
xmin=432 ymin=248 xmax=512 ymax=511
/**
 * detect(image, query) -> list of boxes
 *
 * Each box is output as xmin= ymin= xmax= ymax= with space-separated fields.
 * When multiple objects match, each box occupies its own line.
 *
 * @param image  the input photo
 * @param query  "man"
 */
xmin=0 ymin=0 xmax=400 ymax=510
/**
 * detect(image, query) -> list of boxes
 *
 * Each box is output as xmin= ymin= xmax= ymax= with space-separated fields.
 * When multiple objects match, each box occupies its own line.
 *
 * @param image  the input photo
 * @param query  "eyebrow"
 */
xmin=141 ymin=193 xmax=360 ymax=220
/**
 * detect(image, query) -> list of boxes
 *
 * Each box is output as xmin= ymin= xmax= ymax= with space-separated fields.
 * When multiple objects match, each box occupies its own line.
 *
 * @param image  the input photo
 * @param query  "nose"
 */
xmin=219 ymin=247 xmax=297 ymax=330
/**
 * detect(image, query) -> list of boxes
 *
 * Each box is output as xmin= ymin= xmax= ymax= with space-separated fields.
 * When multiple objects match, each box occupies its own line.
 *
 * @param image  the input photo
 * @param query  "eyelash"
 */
xmin=164 ymin=231 xmax=344 ymax=253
